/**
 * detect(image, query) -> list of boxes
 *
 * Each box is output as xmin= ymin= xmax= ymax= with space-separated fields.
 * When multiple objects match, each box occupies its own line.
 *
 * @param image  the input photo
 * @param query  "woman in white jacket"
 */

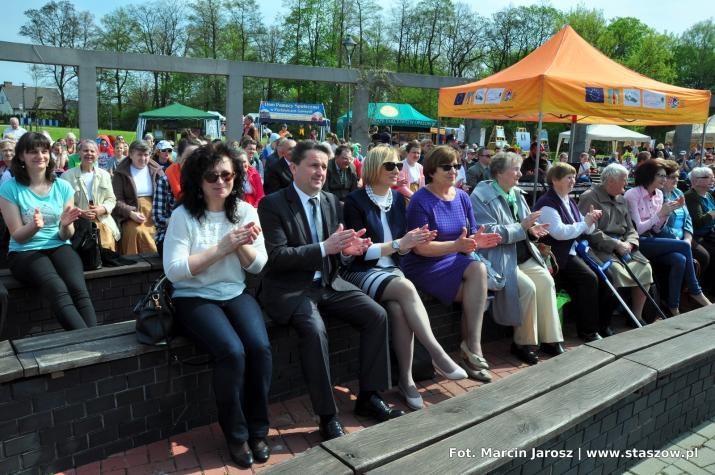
xmin=61 ymin=140 xmax=120 ymax=250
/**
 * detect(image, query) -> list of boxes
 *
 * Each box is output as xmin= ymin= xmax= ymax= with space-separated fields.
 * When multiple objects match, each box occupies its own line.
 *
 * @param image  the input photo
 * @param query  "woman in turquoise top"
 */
xmin=0 ymin=133 xmax=96 ymax=330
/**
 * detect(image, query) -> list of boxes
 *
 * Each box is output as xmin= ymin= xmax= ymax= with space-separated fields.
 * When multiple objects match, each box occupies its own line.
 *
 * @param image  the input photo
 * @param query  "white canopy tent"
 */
xmin=665 ymin=115 xmax=715 ymax=147
xmin=556 ymin=124 xmax=651 ymax=156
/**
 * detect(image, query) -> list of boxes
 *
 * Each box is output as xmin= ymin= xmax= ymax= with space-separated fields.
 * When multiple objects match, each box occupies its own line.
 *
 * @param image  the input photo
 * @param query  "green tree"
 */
xmin=19 ymin=0 xmax=97 ymax=124
xmin=97 ymin=7 xmax=137 ymax=124
xmin=675 ymin=20 xmax=715 ymax=91
xmin=561 ymin=4 xmax=605 ymax=45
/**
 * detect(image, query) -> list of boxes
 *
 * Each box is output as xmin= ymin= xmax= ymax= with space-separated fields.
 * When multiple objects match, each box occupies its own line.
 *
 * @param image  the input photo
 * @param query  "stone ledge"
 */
xmin=9 ymin=320 xmax=191 ymax=379
xmin=368 ymin=359 xmax=658 ymax=475
xmin=322 ymin=345 xmax=615 ymax=473
xmin=0 ymin=253 xmax=161 ymax=290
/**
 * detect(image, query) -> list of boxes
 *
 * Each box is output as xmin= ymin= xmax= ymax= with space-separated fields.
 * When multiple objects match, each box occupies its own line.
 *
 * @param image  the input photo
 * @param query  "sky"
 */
xmin=0 ymin=0 xmax=710 ymax=87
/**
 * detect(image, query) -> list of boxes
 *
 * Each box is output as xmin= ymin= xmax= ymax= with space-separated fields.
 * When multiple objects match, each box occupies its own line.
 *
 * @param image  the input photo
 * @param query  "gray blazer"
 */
xmin=471 ymin=180 xmax=545 ymax=327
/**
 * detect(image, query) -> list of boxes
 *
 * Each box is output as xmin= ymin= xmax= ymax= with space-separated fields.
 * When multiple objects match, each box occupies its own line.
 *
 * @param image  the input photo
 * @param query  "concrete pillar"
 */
xmin=226 ymin=70 xmax=244 ymax=142
xmin=78 ymin=64 xmax=98 ymax=140
xmin=464 ymin=119 xmax=482 ymax=146
xmin=352 ymin=83 xmax=370 ymax=152
xmin=673 ymin=125 xmax=693 ymax=155
xmin=569 ymin=123 xmax=588 ymax=164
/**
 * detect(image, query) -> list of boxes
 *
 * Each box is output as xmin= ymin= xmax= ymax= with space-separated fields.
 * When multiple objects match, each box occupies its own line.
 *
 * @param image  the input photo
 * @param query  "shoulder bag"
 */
xmin=134 ymin=274 xmax=175 ymax=346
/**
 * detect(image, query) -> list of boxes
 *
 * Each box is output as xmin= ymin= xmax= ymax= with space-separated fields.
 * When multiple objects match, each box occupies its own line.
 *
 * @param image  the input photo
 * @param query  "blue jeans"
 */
xmin=638 ymin=236 xmax=702 ymax=308
xmin=174 ymin=293 xmax=272 ymax=443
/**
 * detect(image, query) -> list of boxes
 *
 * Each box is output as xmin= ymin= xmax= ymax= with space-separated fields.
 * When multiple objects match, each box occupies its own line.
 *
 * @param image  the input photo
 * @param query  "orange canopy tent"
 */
xmin=439 ymin=26 xmax=711 ymax=126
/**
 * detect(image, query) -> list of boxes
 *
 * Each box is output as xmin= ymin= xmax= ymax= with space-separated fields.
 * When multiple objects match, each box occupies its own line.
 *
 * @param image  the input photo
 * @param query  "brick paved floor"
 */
xmin=54 ymin=321 xmax=618 ymax=475
xmin=626 ymin=418 xmax=715 ymax=475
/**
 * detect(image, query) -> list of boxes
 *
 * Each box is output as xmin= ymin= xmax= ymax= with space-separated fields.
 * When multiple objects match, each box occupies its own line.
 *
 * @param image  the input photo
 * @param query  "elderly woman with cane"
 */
xmin=577 ymin=163 xmax=655 ymax=329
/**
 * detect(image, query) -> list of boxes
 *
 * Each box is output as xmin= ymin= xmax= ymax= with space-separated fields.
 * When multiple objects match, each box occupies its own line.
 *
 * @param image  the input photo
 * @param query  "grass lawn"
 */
xmin=1 ymin=124 xmax=136 ymax=142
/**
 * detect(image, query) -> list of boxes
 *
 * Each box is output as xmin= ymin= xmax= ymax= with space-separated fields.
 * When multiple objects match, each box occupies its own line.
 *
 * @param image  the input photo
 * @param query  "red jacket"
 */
xmin=243 ymin=166 xmax=265 ymax=208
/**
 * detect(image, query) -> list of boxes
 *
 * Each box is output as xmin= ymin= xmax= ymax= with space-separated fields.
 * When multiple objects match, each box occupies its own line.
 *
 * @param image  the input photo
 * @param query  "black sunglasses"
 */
xmin=160 ymin=148 xmax=173 ymax=153
xmin=439 ymin=163 xmax=462 ymax=171
xmin=382 ymin=162 xmax=404 ymax=171
xmin=203 ymin=171 xmax=236 ymax=183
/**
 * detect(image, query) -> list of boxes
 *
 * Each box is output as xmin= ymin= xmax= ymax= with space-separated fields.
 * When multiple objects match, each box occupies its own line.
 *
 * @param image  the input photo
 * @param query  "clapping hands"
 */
xmin=324 ymin=223 xmax=372 ymax=256
xmin=399 ymin=224 xmax=437 ymax=251
xmin=454 ymin=226 xmax=502 ymax=254
xmin=59 ymin=205 xmax=81 ymax=227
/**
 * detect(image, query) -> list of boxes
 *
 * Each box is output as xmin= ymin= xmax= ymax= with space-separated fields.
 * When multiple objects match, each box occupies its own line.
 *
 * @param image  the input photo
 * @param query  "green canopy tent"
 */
xmin=336 ymin=103 xmax=438 ymax=137
xmin=136 ymin=103 xmax=222 ymax=140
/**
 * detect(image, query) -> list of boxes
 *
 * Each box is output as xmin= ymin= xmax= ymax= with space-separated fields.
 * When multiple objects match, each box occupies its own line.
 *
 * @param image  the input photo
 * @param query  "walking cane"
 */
xmin=615 ymin=253 xmax=669 ymax=321
xmin=575 ymin=240 xmax=643 ymax=328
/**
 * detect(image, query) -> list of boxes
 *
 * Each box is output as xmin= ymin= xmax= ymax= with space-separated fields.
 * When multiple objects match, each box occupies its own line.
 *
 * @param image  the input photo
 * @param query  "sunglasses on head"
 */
xmin=160 ymin=148 xmax=173 ymax=153
xmin=203 ymin=170 xmax=236 ymax=183
xmin=439 ymin=163 xmax=462 ymax=171
xmin=382 ymin=162 xmax=404 ymax=171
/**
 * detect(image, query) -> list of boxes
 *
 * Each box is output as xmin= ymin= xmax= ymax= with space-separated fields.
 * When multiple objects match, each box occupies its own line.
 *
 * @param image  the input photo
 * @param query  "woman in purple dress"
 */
xmin=401 ymin=146 xmax=502 ymax=381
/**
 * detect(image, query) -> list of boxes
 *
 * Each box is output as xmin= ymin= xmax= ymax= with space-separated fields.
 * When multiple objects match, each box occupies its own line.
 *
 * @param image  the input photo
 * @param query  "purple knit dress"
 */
xmin=400 ymin=187 xmax=477 ymax=305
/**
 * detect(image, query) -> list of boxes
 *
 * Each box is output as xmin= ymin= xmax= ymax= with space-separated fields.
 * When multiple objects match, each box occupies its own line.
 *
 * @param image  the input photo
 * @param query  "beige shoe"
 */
xmin=460 ymin=363 xmax=492 ymax=383
xmin=460 ymin=341 xmax=489 ymax=370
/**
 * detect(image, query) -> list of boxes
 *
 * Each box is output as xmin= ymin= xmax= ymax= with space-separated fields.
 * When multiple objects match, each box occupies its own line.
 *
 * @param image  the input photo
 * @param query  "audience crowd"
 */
xmin=2 ymin=117 xmax=715 ymax=468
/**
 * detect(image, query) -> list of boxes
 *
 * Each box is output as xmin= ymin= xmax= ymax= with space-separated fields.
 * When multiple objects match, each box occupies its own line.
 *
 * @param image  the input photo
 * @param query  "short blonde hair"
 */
xmin=362 ymin=145 xmax=399 ymax=186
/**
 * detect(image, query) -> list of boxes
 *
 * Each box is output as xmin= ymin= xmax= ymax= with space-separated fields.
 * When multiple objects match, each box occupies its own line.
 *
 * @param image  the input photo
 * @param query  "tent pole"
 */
xmin=567 ymin=115 xmax=576 ymax=163
xmin=532 ymin=112 xmax=544 ymax=206
xmin=701 ymin=116 xmax=713 ymax=154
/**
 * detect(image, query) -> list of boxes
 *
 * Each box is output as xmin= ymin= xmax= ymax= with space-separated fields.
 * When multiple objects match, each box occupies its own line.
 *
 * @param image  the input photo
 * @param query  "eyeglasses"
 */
xmin=479 ymin=154 xmax=492 ymax=158
xmin=203 ymin=171 xmax=236 ymax=183
xmin=160 ymin=148 xmax=173 ymax=153
xmin=382 ymin=162 xmax=404 ymax=172
xmin=439 ymin=163 xmax=462 ymax=172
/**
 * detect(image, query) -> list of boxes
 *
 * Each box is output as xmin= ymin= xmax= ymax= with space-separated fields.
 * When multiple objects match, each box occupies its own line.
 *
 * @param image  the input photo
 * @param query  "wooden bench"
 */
xmin=262 ymin=305 xmax=715 ymax=474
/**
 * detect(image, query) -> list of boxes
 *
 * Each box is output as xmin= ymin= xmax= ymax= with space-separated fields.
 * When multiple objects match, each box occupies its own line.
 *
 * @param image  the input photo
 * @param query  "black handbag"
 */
xmin=71 ymin=217 xmax=102 ymax=270
xmin=134 ymin=274 xmax=175 ymax=345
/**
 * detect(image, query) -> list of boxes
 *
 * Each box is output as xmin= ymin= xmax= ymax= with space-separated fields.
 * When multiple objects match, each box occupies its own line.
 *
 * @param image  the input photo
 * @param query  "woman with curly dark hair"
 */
xmin=162 ymin=142 xmax=272 ymax=469
xmin=0 ymin=132 xmax=94 ymax=330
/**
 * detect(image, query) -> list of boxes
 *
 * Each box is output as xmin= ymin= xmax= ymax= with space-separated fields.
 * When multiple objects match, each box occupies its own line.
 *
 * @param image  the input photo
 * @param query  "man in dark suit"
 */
xmin=264 ymin=137 xmax=291 ymax=170
xmin=263 ymin=138 xmax=296 ymax=195
xmin=325 ymin=144 xmax=359 ymax=202
xmin=258 ymin=140 xmax=403 ymax=441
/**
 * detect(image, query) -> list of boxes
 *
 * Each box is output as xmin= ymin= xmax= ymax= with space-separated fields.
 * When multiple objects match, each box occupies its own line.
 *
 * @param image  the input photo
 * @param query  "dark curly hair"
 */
xmin=12 ymin=132 xmax=56 ymax=186
xmin=179 ymin=142 xmax=245 ymax=223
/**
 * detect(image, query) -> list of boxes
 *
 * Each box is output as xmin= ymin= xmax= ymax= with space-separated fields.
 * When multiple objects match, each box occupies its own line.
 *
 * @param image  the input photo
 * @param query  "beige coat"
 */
xmin=62 ymin=165 xmax=121 ymax=241
xmin=577 ymin=184 xmax=648 ymax=264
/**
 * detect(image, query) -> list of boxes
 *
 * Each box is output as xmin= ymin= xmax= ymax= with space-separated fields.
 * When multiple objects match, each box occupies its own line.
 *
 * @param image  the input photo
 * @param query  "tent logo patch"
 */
xmin=624 ymin=89 xmax=641 ymax=107
xmin=503 ymin=90 xmax=513 ymax=102
xmin=607 ymin=89 xmax=620 ymax=105
xmin=669 ymin=96 xmax=679 ymax=109
xmin=585 ymin=87 xmax=604 ymax=103
xmin=454 ymin=93 xmax=466 ymax=105
xmin=643 ymin=90 xmax=665 ymax=109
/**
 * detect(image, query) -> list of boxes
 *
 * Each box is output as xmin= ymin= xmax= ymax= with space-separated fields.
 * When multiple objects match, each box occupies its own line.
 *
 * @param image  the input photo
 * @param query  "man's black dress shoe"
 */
xmin=510 ymin=343 xmax=538 ymax=365
xmin=319 ymin=417 xmax=346 ymax=441
xmin=540 ymin=342 xmax=565 ymax=356
xmin=228 ymin=440 xmax=253 ymax=468
xmin=354 ymin=394 xmax=406 ymax=422
xmin=578 ymin=332 xmax=603 ymax=343
xmin=249 ymin=438 xmax=271 ymax=464
xmin=600 ymin=326 xmax=615 ymax=337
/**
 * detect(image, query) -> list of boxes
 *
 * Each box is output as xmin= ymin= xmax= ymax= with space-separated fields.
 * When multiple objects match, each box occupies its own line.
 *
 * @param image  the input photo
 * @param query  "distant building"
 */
xmin=0 ymin=81 xmax=75 ymax=115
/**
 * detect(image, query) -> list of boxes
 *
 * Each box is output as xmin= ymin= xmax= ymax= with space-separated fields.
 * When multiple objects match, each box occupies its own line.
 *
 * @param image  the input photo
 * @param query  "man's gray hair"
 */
xmin=489 ymin=151 xmax=522 ymax=177
xmin=689 ymin=166 xmax=713 ymax=182
xmin=600 ymin=163 xmax=629 ymax=183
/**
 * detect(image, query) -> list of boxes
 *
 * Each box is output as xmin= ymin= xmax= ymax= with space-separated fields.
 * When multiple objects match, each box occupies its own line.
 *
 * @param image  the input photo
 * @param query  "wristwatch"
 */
xmin=391 ymin=240 xmax=401 ymax=252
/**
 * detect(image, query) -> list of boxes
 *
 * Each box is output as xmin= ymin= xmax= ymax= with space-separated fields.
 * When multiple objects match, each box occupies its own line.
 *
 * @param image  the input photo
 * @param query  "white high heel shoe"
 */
xmin=398 ymin=382 xmax=423 ymax=410
xmin=433 ymin=360 xmax=468 ymax=380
